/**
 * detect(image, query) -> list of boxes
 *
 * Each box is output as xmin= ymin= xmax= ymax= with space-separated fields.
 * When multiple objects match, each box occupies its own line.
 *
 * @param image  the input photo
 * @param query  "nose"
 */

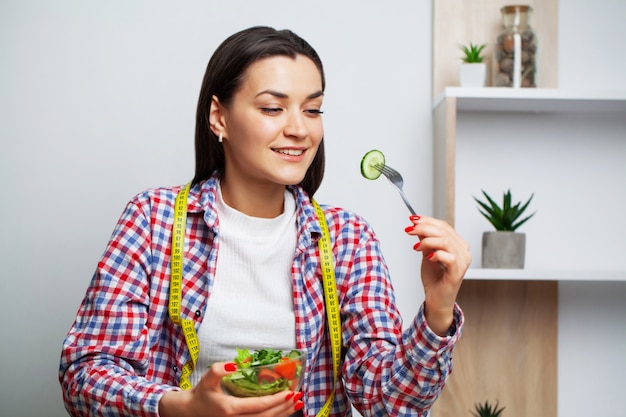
xmin=283 ymin=110 xmax=307 ymax=139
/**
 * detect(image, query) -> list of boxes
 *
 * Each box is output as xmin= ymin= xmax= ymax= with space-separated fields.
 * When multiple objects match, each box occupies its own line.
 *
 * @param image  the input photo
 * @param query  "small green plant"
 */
xmin=474 ymin=189 xmax=535 ymax=231
xmin=471 ymin=400 xmax=505 ymax=417
xmin=460 ymin=42 xmax=486 ymax=63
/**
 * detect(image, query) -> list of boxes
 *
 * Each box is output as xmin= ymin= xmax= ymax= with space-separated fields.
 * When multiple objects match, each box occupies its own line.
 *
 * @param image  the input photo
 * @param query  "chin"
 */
xmin=278 ymin=173 xmax=306 ymax=187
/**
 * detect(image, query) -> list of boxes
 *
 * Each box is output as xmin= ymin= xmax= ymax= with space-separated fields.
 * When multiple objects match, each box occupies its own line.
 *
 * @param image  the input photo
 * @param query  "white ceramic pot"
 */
xmin=459 ymin=62 xmax=487 ymax=87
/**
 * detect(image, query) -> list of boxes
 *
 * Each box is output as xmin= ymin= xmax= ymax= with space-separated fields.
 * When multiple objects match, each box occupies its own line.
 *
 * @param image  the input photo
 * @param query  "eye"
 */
xmin=305 ymin=109 xmax=324 ymax=116
xmin=261 ymin=107 xmax=283 ymax=114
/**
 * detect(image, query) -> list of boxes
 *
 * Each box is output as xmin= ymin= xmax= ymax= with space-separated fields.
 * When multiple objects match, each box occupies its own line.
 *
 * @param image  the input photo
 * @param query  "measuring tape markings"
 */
xmin=169 ymin=182 xmax=199 ymax=390
xmin=312 ymin=199 xmax=342 ymax=417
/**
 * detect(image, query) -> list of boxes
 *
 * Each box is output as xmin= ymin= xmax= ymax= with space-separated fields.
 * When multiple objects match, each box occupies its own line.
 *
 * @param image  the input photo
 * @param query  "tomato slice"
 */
xmin=274 ymin=358 xmax=297 ymax=380
xmin=257 ymin=368 xmax=282 ymax=385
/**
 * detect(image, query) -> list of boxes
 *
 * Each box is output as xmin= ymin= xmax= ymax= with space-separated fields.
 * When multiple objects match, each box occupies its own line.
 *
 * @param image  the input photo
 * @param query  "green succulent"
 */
xmin=471 ymin=400 xmax=505 ymax=417
xmin=460 ymin=42 xmax=486 ymax=63
xmin=474 ymin=189 xmax=535 ymax=231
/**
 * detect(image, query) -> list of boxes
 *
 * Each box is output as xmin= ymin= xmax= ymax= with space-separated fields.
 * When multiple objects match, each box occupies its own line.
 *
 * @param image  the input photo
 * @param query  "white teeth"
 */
xmin=275 ymin=149 xmax=303 ymax=156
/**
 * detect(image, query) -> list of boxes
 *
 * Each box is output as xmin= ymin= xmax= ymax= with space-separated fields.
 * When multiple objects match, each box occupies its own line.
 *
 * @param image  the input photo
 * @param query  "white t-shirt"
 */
xmin=189 ymin=185 xmax=297 ymax=385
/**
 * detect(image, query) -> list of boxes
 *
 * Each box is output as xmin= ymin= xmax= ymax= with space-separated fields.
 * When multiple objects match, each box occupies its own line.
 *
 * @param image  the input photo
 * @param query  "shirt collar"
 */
xmin=184 ymin=175 xmax=324 ymax=252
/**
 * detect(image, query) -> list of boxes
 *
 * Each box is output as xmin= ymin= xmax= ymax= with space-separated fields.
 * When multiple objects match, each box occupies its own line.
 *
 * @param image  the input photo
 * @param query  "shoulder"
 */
xmin=107 ymin=186 xmax=182 ymax=237
xmin=124 ymin=185 xmax=180 ymax=216
xmin=131 ymin=185 xmax=179 ymax=204
xmin=318 ymin=204 xmax=368 ymax=226
xmin=126 ymin=178 xmax=217 ymax=215
xmin=314 ymin=202 xmax=379 ymax=245
xmin=290 ymin=186 xmax=376 ymax=235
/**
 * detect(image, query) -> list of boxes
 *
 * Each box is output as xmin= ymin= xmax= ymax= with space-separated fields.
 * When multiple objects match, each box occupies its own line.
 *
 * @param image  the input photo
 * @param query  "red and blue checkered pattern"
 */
xmin=59 ymin=176 xmax=463 ymax=417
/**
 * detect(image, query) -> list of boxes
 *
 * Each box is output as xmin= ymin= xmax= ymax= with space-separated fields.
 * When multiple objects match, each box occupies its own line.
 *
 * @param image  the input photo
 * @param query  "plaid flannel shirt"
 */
xmin=59 ymin=176 xmax=463 ymax=417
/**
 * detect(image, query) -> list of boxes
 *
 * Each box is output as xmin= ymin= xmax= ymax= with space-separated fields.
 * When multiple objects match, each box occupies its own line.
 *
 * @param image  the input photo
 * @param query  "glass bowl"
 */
xmin=221 ymin=348 xmax=306 ymax=397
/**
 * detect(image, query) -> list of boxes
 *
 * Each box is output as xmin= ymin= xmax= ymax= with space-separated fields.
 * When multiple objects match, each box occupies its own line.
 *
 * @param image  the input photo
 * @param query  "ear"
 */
xmin=209 ymin=95 xmax=226 ymax=137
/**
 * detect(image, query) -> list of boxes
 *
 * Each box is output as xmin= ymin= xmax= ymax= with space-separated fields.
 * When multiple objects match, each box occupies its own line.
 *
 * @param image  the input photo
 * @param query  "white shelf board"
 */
xmin=433 ymin=87 xmax=626 ymax=113
xmin=465 ymin=268 xmax=626 ymax=282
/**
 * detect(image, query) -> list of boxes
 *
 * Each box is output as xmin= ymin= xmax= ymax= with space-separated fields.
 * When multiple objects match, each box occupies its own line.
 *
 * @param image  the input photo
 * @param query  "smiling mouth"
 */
xmin=273 ymin=148 xmax=304 ymax=156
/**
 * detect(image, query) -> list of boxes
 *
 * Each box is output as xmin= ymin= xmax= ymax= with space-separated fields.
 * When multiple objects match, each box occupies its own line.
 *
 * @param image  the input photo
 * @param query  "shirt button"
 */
xmin=173 ymin=365 xmax=178 ymax=372
xmin=195 ymin=310 xmax=202 ymax=318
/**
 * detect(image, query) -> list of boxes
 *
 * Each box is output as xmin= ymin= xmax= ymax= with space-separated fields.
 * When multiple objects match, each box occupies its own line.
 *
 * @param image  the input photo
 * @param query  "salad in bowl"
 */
xmin=221 ymin=348 xmax=306 ymax=397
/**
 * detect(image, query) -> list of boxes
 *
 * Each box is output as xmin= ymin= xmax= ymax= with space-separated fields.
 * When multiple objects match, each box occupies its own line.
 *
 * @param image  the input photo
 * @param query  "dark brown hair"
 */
xmin=192 ymin=26 xmax=326 ymax=197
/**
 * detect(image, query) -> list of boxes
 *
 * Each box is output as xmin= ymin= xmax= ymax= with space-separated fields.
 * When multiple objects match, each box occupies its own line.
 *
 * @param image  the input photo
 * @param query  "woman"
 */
xmin=60 ymin=26 xmax=471 ymax=417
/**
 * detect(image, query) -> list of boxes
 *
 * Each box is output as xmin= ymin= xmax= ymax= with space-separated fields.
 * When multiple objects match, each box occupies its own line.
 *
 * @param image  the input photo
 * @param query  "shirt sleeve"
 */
xmin=58 ymin=197 xmax=178 ymax=417
xmin=387 ymin=302 xmax=464 ymax=411
xmin=338 ymin=213 xmax=464 ymax=417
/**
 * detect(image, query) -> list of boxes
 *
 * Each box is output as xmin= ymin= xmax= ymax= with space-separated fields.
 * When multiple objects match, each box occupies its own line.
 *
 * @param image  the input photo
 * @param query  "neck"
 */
xmin=219 ymin=177 xmax=286 ymax=218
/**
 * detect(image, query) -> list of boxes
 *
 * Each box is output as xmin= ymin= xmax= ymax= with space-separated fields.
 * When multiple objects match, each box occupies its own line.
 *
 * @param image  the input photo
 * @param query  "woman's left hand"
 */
xmin=404 ymin=215 xmax=471 ymax=336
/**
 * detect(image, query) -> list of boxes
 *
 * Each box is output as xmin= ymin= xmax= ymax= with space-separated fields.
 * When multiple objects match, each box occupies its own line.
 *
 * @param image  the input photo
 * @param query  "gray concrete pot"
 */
xmin=481 ymin=231 xmax=526 ymax=268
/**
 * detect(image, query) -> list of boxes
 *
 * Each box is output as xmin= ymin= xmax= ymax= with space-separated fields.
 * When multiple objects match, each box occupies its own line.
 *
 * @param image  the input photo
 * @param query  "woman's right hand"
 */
xmin=158 ymin=362 xmax=304 ymax=417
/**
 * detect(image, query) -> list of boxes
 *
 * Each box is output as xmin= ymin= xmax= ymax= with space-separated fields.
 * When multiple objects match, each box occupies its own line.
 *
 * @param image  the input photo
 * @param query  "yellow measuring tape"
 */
xmin=169 ymin=181 xmax=198 ymax=390
xmin=169 ymin=182 xmax=341 ymax=415
xmin=312 ymin=199 xmax=342 ymax=417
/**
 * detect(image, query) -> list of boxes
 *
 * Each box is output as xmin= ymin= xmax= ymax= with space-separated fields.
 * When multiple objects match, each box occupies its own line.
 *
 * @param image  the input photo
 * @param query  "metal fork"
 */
xmin=374 ymin=164 xmax=417 ymax=215
xmin=375 ymin=164 xmax=445 ymax=268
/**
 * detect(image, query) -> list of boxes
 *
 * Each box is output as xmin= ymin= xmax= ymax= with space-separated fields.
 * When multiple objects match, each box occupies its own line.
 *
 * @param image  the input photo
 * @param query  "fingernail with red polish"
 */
xmin=285 ymin=391 xmax=295 ymax=400
xmin=294 ymin=401 xmax=304 ymax=411
xmin=413 ymin=242 xmax=421 ymax=250
xmin=404 ymin=225 xmax=415 ymax=233
xmin=224 ymin=362 xmax=237 ymax=372
xmin=428 ymin=252 xmax=434 ymax=259
xmin=293 ymin=392 xmax=303 ymax=402
xmin=410 ymin=215 xmax=421 ymax=221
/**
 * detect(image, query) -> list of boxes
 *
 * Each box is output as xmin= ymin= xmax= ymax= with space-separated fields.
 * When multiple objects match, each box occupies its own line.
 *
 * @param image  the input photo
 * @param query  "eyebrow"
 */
xmin=256 ymin=89 xmax=324 ymax=100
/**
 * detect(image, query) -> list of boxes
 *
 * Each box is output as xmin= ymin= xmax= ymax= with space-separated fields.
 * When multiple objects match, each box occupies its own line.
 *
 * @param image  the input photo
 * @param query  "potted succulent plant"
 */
xmin=471 ymin=400 xmax=505 ymax=417
xmin=459 ymin=42 xmax=487 ymax=87
xmin=474 ymin=189 xmax=536 ymax=268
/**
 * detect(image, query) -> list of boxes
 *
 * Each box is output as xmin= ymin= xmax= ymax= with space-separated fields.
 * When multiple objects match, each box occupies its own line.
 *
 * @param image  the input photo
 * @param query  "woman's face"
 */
xmin=216 ymin=55 xmax=324 ymax=191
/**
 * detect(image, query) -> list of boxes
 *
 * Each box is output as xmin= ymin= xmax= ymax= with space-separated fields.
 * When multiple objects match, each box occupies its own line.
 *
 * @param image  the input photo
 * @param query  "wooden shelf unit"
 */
xmin=432 ymin=2 xmax=626 ymax=416
xmin=430 ymin=87 xmax=626 ymax=417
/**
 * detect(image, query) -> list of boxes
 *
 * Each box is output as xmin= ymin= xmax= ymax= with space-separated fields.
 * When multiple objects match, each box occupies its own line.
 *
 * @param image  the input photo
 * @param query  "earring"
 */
xmin=218 ymin=132 xmax=223 ymax=143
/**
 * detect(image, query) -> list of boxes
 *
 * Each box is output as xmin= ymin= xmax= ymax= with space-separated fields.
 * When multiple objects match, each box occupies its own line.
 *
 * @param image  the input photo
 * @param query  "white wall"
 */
xmin=0 ymin=1 xmax=432 ymax=416
xmin=557 ymin=1 xmax=626 ymax=417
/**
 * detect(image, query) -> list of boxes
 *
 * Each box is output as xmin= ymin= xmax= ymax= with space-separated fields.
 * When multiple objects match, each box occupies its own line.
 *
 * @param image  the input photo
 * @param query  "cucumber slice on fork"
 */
xmin=360 ymin=149 xmax=385 ymax=180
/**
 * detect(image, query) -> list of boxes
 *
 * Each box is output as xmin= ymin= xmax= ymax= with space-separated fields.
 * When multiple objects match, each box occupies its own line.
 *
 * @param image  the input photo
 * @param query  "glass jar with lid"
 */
xmin=494 ymin=5 xmax=538 ymax=88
